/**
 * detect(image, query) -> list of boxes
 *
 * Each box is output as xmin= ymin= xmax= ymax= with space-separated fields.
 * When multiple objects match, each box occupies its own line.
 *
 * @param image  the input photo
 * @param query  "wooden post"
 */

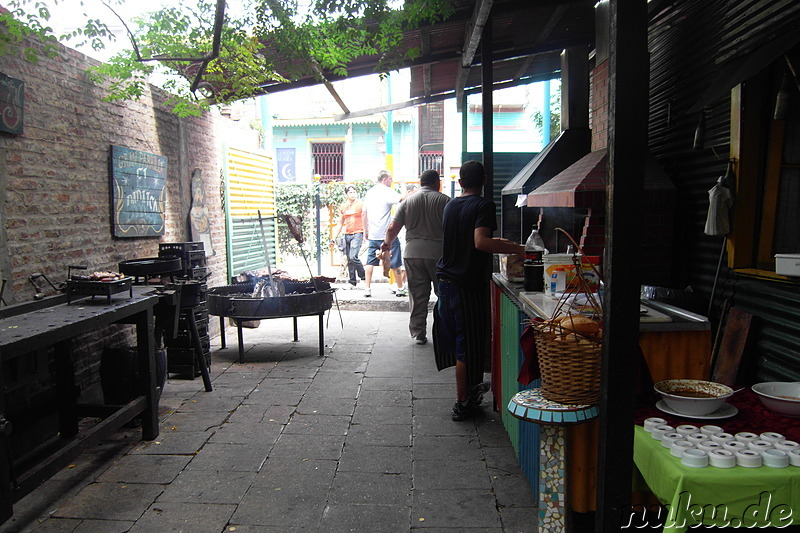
xmin=596 ymin=0 xmax=649 ymax=531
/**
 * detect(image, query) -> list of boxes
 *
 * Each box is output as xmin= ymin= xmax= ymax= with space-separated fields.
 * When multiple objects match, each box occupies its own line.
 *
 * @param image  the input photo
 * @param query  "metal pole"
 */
xmin=315 ymin=182 xmax=321 ymax=275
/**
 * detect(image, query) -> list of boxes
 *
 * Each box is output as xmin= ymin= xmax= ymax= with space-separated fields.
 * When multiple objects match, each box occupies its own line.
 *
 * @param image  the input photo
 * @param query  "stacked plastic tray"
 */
xmin=159 ymin=242 xmax=210 ymax=377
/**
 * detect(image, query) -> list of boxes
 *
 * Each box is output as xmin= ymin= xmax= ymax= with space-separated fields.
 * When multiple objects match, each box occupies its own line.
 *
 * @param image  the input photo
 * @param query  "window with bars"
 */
xmin=419 ymin=152 xmax=443 ymax=175
xmin=311 ymin=142 xmax=344 ymax=182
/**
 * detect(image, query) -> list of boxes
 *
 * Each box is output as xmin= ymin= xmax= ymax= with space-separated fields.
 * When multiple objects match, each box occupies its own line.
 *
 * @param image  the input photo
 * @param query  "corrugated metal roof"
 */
xmin=194 ymin=1 xmax=596 ymax=114
xmin=273 ymin=114 xmax=412 ymax=128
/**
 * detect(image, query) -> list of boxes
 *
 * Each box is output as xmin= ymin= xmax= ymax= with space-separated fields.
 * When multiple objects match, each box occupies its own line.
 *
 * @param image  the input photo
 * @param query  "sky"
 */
xmin=41 ymin=0 xmax=210 ymax=61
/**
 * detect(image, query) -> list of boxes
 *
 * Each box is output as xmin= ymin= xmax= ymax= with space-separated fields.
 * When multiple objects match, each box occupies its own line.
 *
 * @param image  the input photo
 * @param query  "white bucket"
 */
xmin=543 ymin=254 xmax=574 ymax=295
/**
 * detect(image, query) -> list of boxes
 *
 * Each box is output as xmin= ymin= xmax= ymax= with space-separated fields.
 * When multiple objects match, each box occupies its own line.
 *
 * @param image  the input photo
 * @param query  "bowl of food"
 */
xmin=752 ymin=382 xmax=800 ymax=417
xmin=654 ymin=379 xmax=734 ymax=416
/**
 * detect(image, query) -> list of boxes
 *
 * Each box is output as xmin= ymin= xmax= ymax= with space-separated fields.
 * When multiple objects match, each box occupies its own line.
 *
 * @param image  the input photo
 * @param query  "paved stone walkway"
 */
xmin=1 ymin=302 xmax=537 ymax=533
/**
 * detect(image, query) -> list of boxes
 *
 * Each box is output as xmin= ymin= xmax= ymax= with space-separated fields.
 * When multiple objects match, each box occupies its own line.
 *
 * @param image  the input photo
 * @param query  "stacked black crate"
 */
xmin=159 ymin=242 xmax=210 ymax=378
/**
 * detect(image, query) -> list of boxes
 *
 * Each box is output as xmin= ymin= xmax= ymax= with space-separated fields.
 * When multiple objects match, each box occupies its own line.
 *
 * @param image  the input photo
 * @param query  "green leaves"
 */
xmin=2 ymin=0 xmax=457 ymax=115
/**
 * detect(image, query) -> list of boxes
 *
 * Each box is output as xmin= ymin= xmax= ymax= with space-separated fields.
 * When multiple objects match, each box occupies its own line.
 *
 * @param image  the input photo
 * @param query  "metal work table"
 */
xmin=0 ymin=286 xmax=167 ymax=523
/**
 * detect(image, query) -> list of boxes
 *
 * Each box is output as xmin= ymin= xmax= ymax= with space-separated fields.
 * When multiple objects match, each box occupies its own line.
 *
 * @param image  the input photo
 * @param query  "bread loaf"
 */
xmin=559 ymin=315 xmax=600 ymax=335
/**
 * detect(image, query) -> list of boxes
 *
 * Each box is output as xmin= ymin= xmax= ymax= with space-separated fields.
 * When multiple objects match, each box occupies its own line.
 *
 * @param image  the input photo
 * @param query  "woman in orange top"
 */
xmin=333 ymin=186 xmax=366 ymax=287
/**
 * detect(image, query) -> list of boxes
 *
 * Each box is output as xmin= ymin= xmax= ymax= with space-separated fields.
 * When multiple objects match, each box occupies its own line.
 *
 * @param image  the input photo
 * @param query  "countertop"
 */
xmin=492 ymin=273 xmax=710 ymax=332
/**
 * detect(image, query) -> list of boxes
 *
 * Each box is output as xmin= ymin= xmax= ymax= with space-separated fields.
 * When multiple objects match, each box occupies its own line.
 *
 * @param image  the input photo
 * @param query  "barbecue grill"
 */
xmin=207 ymin=281 xmax=334 ymax=362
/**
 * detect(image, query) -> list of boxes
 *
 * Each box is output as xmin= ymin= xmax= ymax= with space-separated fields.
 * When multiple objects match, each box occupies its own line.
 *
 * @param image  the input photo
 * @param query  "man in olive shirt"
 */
xmin=382 ymin=170 xmax=450 ymax=344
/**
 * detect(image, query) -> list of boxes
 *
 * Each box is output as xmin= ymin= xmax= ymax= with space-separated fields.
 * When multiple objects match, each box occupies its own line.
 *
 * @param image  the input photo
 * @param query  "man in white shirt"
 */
xmin=362 ymin=170 xmax=403 ymax=297
xmin=382 ymin=169 xmax=450 ymax=344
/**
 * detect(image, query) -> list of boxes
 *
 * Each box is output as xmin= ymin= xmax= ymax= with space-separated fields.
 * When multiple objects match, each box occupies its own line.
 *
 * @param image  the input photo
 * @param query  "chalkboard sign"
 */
xmin=110 ymin=146 xmax=167 ymax=237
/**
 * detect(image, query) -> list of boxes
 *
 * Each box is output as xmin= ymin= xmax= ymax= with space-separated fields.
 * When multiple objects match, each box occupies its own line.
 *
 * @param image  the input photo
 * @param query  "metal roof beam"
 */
xmin=310 ymin=62 xmax=351 ymax=115
xmin=334 ymin=72 xmax=558 ymax=121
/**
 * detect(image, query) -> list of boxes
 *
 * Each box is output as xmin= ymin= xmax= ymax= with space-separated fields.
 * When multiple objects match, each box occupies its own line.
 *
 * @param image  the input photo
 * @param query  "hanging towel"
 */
xmin=704 ymin=182 xmax=734 ymax=236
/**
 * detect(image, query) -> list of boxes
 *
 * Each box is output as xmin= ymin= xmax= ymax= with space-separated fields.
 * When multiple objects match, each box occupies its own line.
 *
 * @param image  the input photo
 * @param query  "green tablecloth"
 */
xmin=633 ymin=426 xmax=800 ymax=532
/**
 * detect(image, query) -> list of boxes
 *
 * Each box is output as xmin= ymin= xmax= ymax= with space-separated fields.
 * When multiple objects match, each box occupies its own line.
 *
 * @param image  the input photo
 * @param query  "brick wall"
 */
xmin=0 ymin=35 xmax=260 ymax=407
xmin=589 ymin=59 xmax=609 ymax=152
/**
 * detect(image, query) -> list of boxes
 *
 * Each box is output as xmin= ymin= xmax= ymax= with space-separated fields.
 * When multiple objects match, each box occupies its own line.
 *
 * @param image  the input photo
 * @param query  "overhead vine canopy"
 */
xmin=0 ymin=0 xmax=456 ymax=116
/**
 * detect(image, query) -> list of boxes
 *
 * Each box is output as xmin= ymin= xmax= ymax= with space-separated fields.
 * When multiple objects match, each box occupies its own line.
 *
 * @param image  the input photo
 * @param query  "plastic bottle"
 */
xmin=523 ymin=226 xmax=546 ymax=292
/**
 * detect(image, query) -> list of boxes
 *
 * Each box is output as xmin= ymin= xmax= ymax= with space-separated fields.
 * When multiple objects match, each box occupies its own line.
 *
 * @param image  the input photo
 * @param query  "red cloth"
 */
xmin=517 ymin=321 xmax=541 ymax=385
xmin=635 ymin=388 xmax=800 ymax=442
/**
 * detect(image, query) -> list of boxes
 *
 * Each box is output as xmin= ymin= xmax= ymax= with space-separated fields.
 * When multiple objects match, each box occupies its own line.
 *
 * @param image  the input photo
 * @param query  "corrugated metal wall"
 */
xmin=466 ymin=152 xmax=536 ymax=219
xmin=648 ymin=0 xmax=800 ymax=381
xmin=498 ymin=293 xmax=539 ymax=496
xmin=223 ymin=147 xmax=277 ymax=280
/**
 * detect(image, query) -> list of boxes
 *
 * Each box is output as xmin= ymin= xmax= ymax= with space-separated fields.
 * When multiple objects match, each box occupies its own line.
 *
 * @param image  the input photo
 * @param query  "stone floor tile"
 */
xmin=172 ymin=393 xmax=246 ymax=414
xmin=490 ymin=473 xmax=537 ymax=509
xmin=476 ymin=414 xmax=516 ymax=446
xmin=410 ymin=384 xmax=453 ymax=399
xmin=229 ymin=485 xmax=326 ymax=528
xmin=352 ymin=405 xmax=412 ymax=425
xmin=52 ymin=483 xmax=164 ymax=521
xmin=412 ymin=459 xmax=492 ymax=491
xmin=159 ymin=411 xmax=229 ymax=433
xmin=96 ymin=455 xmax=191 ymax=484
xmin=296 ymin=397 xmax=357 ymax=417
xmin=156 ymin=469 xmax=256 ymax=504
xmin=251 ymin=457 xmax=337 ymax=489
xmin=220 ymin=526 xmax=305 ymax=533
xmin=127 ymin=431 xmax=210 ymax=456
xmin=268 ymin=433 xmax=345 ymax=460
xmin=303 ymin=382 xmax=361 ymax=399
xmin=412 ymin=435 xmax=484 ymax=462
xmin=498 ymin=506 xmax=538 ymax=533
xmin=362 ymin=377 xmax=413 ymax=391
xmin=0 ymin=479 xmax=80 ymax=532
xmin=127 ymin=501 xmax=235 ymax=533
xmin=320 ymin=503 xmax=410 ymax=533
xmin=184 ymin=442 xmax=270 ymax=472
xmin=4 ymin=309 xmax=540 ymax=533
xmin=485 ymin=446 xmax=528 ymax=475
xmin=73 ymin=518 xmax=136 ymax=533
xmin=328 ymin=471 xmax=411 ymax=505
xmin=412 ymin=398 xmax=457 ymax=415
xmin=14 ymin=517 xmax=81 ymax=532
xmin=413 ymin=414 xmax=479 ymax=437
xmin=411 ymin=489 xmax=503 ymax=529
xmin=346 ymin=423 xmax=413 ymax=447
xmin=206 ymin=421 xmax=283 ymax=446
xmin=316 ymin=358 xmax=368 ymax=374
xmin=338 ymin=444 xmax=412 ymax=474
xmin=357 ymin=390 xmax=413 ymax=407
xmin=282 ymin=413 xmax=351 ymax=436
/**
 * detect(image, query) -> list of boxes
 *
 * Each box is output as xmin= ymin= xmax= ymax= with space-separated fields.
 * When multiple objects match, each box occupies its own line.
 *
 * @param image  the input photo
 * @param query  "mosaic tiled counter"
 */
xmin=508 ymin=388 xmax=598 ymax=532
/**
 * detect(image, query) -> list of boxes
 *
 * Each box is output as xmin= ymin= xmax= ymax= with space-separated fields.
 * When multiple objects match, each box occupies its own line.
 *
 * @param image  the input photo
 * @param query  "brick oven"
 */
xmin=525 ymin=56 xmax=676 ymax=286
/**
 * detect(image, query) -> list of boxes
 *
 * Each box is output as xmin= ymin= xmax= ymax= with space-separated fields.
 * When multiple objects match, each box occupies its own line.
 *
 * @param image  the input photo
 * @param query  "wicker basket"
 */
xmin=532 ymin=227 xmax=603 ymax=405
xmin=533 ymin=322 xmax=602 ymax=404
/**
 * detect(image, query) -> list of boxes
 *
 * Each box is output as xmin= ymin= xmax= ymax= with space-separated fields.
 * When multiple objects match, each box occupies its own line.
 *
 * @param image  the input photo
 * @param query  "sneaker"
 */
xmin=363 ymin=288 xmax=371 ymax=297
xmin=396 ymin=289 xmax=408 ymax=297
xmin=415 ymin=335 xmax=427 ymax=345
xmin=389 ymin=287 xmax=396 ymax=294
xmin=451 ymin=401 xmax=472 ymax=421
xmin=468 ymin=381 xmax=491 ymax=408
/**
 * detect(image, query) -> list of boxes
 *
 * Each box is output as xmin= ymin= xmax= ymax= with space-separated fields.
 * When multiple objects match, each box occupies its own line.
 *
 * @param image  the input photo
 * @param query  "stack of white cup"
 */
xmin=643 ymin=418 xmax=800 ymax=469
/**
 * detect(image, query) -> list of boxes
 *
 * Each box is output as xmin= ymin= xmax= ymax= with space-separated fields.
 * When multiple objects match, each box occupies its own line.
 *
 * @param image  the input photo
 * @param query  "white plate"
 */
xmin=656 ymin=400 xmax=739 ymax=420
